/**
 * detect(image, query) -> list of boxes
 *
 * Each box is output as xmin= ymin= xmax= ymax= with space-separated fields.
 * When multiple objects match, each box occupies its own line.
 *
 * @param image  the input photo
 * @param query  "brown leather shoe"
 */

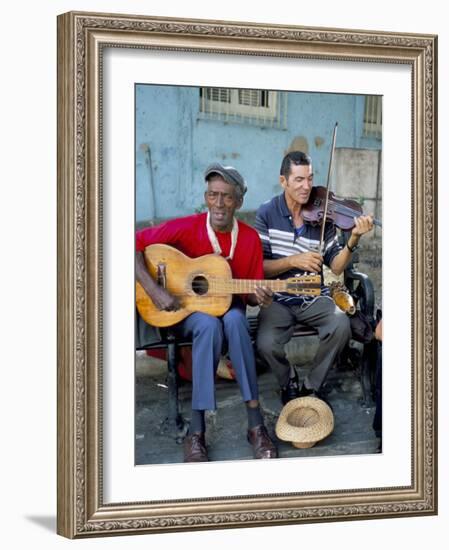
xmin=184 ymin=432 xmax=209 ymax=462
xmin=247 ymin=425 xmax=278 ymax=459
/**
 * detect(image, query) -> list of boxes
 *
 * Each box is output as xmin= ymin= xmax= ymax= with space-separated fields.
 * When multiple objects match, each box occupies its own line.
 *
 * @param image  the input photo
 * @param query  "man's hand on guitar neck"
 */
xmin=249 ymin=286 xmax=273 ymax=309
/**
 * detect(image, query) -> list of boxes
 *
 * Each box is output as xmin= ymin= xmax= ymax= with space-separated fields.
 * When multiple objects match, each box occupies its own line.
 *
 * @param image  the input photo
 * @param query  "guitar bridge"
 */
xmin=157 ymin=263 xmax=167 ymax=288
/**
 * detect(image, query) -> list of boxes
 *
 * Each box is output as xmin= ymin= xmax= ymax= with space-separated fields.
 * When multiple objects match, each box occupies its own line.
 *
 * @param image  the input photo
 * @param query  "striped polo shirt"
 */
xmin=254 ymin=192 xmax=342 ymax=307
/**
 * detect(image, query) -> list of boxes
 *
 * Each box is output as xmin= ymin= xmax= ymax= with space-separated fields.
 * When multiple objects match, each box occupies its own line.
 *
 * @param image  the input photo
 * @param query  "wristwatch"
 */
xmin=346 ymin=242 xmax=359 ymax=253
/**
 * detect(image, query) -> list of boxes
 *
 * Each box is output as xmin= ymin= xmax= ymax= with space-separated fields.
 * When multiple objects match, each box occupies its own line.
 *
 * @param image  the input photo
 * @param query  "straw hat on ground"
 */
xmin=275 ymin=396 xmax=334 ymax=449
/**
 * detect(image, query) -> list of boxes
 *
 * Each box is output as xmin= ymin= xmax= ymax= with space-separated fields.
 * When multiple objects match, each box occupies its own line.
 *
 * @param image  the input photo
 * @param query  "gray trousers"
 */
xmin=256 ymin=297 xmax=351 ymax=391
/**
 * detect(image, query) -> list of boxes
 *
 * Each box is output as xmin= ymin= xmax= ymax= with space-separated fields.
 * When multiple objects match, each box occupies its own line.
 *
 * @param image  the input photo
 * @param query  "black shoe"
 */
xmin=280 ymin=371 xmax=300 ymax=405
xmin=298 ymin=384 xmax=333 ymax=411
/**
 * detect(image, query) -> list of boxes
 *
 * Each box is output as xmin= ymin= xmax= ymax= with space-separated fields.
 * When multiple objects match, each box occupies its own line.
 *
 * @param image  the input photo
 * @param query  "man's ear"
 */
xmin=235 ymin=196 xmax=243 ymax=211
xmin=280 ymin=175 xmax=287 ymax=190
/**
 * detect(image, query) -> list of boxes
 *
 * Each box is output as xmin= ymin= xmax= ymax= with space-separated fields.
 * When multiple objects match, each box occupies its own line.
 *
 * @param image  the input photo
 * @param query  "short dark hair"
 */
xmin=280 ymin=151 xmax=312 ymax=178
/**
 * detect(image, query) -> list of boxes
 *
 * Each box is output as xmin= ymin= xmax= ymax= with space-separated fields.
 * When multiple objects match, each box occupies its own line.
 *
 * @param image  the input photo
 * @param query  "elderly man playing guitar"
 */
xmin=136 ymin=163 xmax=277 ymax=463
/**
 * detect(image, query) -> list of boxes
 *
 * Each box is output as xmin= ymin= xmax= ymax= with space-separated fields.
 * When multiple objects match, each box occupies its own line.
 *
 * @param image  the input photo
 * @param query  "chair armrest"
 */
xmin=344 ymin=268 xmax=375 ymax=319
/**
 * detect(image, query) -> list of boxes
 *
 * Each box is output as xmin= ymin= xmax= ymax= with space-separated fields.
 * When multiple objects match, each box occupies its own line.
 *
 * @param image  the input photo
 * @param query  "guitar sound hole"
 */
xmin=191 ymin=276 xmax=209 ymax=296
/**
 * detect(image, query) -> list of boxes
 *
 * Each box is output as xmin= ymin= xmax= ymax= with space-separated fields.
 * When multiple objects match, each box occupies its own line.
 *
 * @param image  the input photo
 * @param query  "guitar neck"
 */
xmin=210 ymin=278 xmax=317 ymax=294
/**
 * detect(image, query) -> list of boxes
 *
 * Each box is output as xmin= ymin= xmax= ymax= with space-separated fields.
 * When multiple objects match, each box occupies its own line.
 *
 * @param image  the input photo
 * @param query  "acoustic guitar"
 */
xmin=136 ymin=244 xmax=321 ymax=327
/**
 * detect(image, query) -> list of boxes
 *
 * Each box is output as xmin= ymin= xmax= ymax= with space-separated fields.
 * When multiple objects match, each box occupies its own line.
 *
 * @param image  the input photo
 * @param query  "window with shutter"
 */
xmin=363 ymin=95 xmax=382 ymax=139
xmin=199 ymin=87 xmax=287 ymax=129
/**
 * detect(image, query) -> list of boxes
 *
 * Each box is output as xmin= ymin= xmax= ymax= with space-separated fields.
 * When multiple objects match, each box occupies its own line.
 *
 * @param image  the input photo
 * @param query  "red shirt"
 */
xmin=136 ymin=212 xmax=264 ymax=282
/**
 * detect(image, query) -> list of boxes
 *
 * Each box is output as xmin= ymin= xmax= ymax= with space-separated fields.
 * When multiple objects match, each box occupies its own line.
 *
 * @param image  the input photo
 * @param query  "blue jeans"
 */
xmin=176 ymin=304 xmax=259 ymax=410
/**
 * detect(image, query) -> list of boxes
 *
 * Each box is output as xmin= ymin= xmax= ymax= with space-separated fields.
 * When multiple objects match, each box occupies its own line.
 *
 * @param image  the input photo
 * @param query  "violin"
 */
xmin=302 ymin=185 xmax=382 ymax=231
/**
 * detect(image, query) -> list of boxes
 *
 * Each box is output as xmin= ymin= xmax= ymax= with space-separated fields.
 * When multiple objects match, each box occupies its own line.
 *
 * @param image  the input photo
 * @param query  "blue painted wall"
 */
xmin=136 ymin=85 xmax=381 ymax=222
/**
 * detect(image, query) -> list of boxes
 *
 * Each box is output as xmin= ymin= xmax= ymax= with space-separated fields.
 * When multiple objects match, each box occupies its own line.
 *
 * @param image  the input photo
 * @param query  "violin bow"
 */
xmin=319 ymin=122 xmax=338 ymax=254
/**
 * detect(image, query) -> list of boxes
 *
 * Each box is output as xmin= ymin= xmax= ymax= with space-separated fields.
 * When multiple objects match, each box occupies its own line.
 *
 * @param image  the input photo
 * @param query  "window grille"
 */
xmin=204 ymin=88 xmax=231 ymax=103
xmin=363 ymin=95 xmax=382 ymax=139
xmin=199 ymin=87 xmax=287 ymax=129
xmin=238 ymin=89 xmax=269 ymax=107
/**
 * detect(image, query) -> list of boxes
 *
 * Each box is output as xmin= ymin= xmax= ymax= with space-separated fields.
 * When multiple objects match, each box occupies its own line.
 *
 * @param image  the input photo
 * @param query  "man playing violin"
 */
xmin=136 ymin=163 xmax=277 ymax=462
xmin=254 ymin=151 xmax=374 ymax=405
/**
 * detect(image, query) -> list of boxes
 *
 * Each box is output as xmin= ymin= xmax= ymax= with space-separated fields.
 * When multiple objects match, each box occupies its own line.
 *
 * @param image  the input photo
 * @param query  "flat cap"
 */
xmin=204 ymin=162 xmax=247 ymax=196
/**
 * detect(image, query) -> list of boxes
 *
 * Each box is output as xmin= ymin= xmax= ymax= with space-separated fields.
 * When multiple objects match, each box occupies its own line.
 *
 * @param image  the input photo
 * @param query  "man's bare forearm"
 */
xmin=263 ymin=251 xmax=323 ymax=278
xmin=263 ymin=257 xmax=293 ymax=278
xmin=136 ymin=251 xmax=159 ymax=296
xmin=330 ymin=234 xmax=360 ymax=276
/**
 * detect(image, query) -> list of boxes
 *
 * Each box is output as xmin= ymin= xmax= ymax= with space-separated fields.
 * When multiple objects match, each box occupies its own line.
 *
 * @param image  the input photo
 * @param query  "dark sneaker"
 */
xmin=298 ymin=384 xmax=333 ymax=411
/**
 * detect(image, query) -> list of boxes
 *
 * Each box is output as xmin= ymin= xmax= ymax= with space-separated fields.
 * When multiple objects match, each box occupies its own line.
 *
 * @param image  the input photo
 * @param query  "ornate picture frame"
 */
xmin=57 ymin=11 xmax=437 ymax=538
